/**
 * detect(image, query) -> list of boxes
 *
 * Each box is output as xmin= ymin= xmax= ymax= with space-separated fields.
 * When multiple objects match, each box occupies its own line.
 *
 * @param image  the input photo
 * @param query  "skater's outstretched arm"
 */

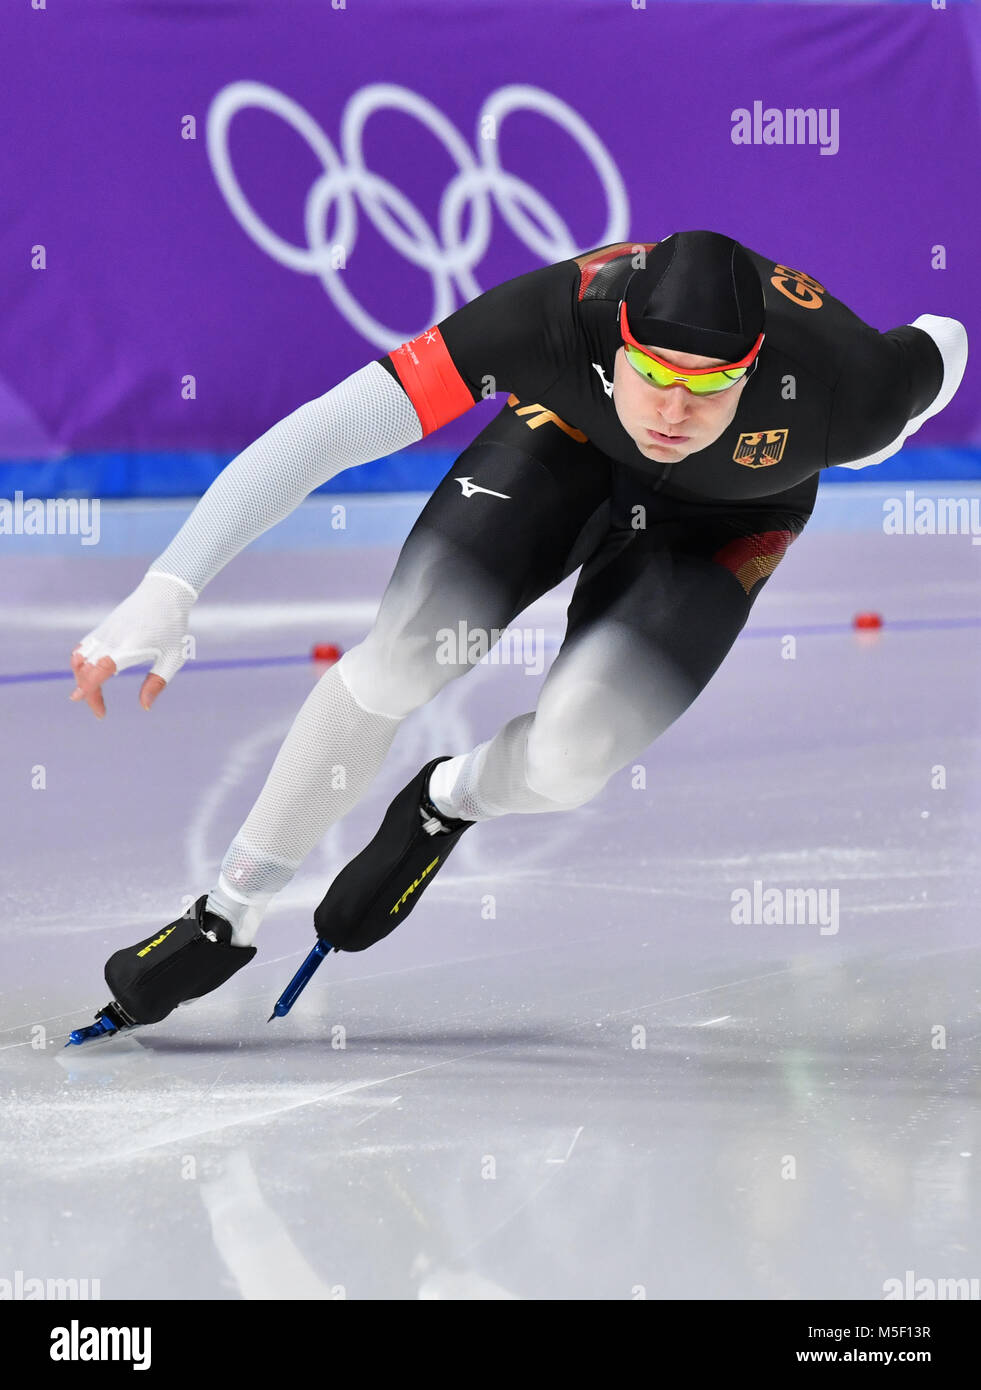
xmin=69 ymin=361 xmax=423 ymax=717
xmin=69 ymin=256 xmax=576 ymax=717
xmin=148 ymin=362 xmax=423 ymax=592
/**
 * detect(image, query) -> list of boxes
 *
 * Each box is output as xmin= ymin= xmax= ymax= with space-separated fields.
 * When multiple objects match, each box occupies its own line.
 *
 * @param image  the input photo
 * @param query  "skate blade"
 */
xmin=64 ymin=1013 xmax=139 ymax=1047
xmin=269 ymin=938 xmax=332 ymax=1020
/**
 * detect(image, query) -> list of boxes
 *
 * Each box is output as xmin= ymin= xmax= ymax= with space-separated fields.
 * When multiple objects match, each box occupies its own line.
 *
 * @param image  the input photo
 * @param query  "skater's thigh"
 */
xmin=371 ymin=396 xmax=614 ymax=642
xmin=536 ymin=497 xmax=813 ymax=747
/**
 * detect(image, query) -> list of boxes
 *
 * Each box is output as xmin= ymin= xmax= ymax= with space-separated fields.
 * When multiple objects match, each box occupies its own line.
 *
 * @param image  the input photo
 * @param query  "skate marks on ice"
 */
xmin=3 ymin=942 xmax=979 ymax=1297
xmin=4 ymin=950 xmax=796 ymax=1177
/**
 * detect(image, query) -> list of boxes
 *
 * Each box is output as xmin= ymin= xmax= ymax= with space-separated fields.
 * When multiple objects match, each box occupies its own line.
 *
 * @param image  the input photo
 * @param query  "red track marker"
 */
xmin=853 ymin=612 xmax=884 ymax=630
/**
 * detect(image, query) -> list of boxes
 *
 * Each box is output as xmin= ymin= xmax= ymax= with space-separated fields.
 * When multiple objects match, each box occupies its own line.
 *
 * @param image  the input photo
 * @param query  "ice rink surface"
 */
xmin=1 ymin=484 xmax=979 ymax=1300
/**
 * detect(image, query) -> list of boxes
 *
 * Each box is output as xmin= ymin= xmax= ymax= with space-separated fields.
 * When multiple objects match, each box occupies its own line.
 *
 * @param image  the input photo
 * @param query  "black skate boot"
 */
xmin=315 ymin=756 xmax=475 ymax=952
xmin=66 ymin=894 xmax=256 ymax=1046
xmin=268 ymin=758 xmax=475 ymax=1022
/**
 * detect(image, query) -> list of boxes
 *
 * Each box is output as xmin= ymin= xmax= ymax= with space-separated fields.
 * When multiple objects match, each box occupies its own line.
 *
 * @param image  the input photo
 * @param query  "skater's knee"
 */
xmin=525 ymin=715 xmax=618 ymax=809
xmin=525 ymin=682 xmax=650 ymax=807
xmin=337 ymin=637 xmax=455 ymax=717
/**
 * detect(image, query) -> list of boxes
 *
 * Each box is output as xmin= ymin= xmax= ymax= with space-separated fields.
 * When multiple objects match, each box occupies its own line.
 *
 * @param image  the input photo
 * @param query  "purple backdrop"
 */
xmin=2 ymin=0 xmax=979 ymax=462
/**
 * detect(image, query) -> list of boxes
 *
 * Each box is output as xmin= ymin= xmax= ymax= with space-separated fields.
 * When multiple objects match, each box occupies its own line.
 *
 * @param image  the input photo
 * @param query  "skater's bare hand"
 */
xmin=68 ymin=571 xmax=195 ymax=719
xmin=69 ymin=649 xmax=167 ymax=718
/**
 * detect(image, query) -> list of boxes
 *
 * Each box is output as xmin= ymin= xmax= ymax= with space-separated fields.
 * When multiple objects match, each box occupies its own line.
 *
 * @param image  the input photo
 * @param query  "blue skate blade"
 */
xmin=269 ymin=939 xmax=332 ymax=1020
xmin=65 ymin=1014 xmax=122 ymax=1047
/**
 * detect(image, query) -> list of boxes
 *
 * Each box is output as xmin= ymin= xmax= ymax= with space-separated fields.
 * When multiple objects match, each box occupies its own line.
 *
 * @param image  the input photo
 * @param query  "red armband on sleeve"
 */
xmin=387 ymin=327 xmax=476 ymax=436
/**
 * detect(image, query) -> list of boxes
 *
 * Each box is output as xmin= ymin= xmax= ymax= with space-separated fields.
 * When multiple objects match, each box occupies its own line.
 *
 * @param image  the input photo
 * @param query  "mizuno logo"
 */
xmin=389 ymin=856 xmax=440 ymax=915
xmin=136 ymin=925 xmax=177 ymax=958
xmin=592 ymin=363 xmax=614 ymax=397
xmin=455 ymin=477 xmax=511 ymax=500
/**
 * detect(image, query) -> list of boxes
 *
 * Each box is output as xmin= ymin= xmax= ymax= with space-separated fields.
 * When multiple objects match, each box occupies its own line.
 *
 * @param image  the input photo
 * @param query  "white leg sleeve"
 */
xmin=206 ymin=657 xmax=404 ymax=943
xmin=151 ymin=361 xmax=422 ymax=594
xmin=429 ymin=627 xmax=668 ymax=820
xmin=205 ymin=607 xmax=480 ymax=943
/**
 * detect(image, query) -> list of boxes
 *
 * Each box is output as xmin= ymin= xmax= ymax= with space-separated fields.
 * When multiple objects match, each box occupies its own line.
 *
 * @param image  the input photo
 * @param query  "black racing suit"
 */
xmin=360 ymin=242 xmax=944 ymax=777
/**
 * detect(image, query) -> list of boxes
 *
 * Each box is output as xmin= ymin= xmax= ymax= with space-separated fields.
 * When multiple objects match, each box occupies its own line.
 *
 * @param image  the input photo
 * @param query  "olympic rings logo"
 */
xmin=206 ymin=81 xmax=629 ymax=349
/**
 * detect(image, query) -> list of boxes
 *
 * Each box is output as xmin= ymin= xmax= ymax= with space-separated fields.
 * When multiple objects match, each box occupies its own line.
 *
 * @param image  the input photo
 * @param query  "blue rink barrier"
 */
xmin=1 ymin=483 xmax=980 ymax=557
xmin=0 ymin=445 xmax=979 ymax=501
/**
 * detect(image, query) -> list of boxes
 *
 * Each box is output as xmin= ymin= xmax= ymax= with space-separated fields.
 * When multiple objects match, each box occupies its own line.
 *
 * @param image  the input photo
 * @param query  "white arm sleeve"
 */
xmin=149 ymin=360 xmax=423 ymax=594
xmin=836 ymin=315 xmax=968 ymax=470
